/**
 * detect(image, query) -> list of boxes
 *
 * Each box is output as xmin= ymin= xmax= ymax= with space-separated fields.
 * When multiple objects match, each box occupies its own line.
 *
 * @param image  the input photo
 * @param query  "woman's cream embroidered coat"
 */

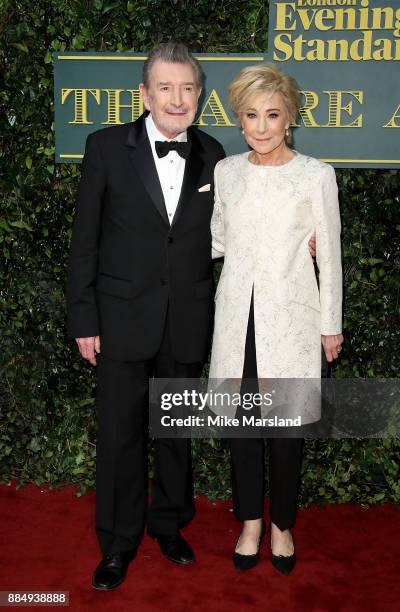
xmin=208 ymin=151 xmax=342 ymax=383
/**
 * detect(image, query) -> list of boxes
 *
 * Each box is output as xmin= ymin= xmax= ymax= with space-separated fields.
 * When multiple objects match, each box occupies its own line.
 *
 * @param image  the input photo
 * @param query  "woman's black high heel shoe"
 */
xmin=270 ymin=521 xmax=296 ymax=575
xmin=232 ymin=519 xmax=266 ymax=572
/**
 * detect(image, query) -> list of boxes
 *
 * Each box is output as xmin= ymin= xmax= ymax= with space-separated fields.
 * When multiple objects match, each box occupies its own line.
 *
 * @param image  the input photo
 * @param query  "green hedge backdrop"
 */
xmin=1 ymin=0 xmax=399 ymax=507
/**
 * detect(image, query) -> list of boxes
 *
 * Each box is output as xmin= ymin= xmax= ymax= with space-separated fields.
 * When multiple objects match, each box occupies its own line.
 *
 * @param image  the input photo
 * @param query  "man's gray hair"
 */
xmin=142 ymin=42 xmax=203 ymax=89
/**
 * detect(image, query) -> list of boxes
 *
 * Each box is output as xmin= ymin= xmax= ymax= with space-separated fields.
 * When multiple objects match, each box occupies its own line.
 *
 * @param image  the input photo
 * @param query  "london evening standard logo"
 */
xmin=272 ymin=0 xmax=400 ymax=62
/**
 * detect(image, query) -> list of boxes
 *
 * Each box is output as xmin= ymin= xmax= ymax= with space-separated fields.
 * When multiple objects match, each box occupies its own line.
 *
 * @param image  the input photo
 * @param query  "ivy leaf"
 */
xmin=12 ymin=42 xmax=29 ymax=53
xmin=9 ymin=220 xmax=33 ymax=231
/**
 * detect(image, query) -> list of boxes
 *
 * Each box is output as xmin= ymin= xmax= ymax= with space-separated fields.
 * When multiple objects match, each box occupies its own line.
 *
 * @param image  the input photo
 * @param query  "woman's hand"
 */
xmin=321 ymin=334 xmax=344 ymax=362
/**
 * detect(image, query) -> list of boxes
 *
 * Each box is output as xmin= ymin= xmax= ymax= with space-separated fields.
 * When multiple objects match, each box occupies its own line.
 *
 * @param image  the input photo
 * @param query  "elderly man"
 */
xmin=67 ymin=42 xmax=225 ymax=590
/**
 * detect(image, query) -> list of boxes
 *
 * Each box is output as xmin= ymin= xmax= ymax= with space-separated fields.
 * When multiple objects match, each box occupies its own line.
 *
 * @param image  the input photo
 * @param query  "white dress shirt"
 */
xmin=145 ymin=113 xmax=187 ymax=224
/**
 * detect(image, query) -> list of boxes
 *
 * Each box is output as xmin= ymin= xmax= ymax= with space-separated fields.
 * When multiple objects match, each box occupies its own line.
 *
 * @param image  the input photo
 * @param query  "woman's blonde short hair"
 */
xmin=229 ymin=62 xmax=300 ymax=124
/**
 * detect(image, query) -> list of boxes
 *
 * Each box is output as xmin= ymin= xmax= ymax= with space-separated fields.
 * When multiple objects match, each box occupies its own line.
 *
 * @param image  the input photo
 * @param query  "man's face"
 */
xmin=140 ymin=60 xmax=202 ymax=139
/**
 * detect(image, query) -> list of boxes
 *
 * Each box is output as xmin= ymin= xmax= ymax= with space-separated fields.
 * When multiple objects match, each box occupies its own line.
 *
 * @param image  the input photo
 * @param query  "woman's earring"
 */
xmin=241 ymin=128 xmax=244 ymax=135
xmin=285 ymin=128 xmax=290 ymax=137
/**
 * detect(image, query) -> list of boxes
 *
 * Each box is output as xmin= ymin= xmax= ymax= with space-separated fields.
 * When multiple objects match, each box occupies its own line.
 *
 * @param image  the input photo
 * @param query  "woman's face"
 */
xmin=241 ymin=90 xmax=290 ymax=156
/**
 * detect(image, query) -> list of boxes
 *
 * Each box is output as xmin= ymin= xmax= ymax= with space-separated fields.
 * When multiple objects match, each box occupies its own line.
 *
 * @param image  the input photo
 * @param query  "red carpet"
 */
xmin=1 ymin=481 xmax=399 ymax=611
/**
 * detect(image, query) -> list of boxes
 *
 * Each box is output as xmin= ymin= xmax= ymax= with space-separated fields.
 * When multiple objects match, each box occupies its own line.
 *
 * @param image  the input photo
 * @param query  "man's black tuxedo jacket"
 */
xmin=66 ymin=113 xmax=225 ymax=363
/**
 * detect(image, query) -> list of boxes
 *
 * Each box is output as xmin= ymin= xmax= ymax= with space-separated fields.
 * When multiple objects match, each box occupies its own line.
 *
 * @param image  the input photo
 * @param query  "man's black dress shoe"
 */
xmin=150 ymin=532 xmax=195 ymax=565
xmin=232 ymin=519 xmax=266 ymax=572
xmin=92 ymin=550 xmax=136 ymax=590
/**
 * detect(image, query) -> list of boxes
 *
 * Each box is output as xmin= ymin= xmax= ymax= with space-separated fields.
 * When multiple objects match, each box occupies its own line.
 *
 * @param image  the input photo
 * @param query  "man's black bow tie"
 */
xmin=155 ymin=140 xmax=192 ymax=159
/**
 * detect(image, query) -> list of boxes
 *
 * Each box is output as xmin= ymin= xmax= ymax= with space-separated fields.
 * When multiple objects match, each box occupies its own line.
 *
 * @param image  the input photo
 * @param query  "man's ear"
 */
xmin=139 ymin=83 xmax=151 ymax=111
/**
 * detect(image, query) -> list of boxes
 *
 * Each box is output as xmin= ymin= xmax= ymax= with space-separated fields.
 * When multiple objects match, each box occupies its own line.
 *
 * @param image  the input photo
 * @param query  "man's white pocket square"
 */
xmin=198 ymin=184 xmax=211 ymax=192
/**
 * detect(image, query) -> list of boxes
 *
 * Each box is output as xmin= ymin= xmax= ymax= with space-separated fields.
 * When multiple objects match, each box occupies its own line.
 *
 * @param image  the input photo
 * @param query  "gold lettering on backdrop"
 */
xmin=275 ymin=2 xmax=297 ymax=31
xmin=61 ymin=87 xmax=235 ymax=127
xmin=194 ymin=89 xmax=235 ymax=127
xmin=372 ymin=38 xmax=396 ymax=61
xmin=101 ymin=90 xmax=144 ymax=124
xmin=323 ymin=90 xmax=363 ymax=127
xmin=274 ymin=33 xmax=294 ymax=60
xmin=383 ymin=104 xmax=400 ymax=128
xmin=58 ymin=85 xmax=389 ymax=133
xmin=314 ymin=9 xmax=336 ymax=30
xmin=297 ymin=1 xmax=357 ymax=7
xmin=297 ymin=90 xmax=363 ymax=128
xmin=61 ymin=88 xmax=101 ymax=124
xmin=272 ymin=0 xmax=400 ymax=62
xmin=298 ymin=91 xmax=321 ymax=127
xmin=274 ymin=31 xmax=400 ymax=61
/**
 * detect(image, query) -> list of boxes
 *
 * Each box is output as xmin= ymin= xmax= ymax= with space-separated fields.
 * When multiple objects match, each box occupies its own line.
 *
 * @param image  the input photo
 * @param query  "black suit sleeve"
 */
xmin=216 ymin=143 xmax=226 ymax=164
xmin=66 ymin=133 xmax=105 ymax=338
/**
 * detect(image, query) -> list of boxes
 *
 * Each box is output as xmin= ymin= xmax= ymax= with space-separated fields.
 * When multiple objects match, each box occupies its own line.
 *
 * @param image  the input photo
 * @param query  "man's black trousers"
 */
xmin=95 ymin=306 xmax=202 ymax=555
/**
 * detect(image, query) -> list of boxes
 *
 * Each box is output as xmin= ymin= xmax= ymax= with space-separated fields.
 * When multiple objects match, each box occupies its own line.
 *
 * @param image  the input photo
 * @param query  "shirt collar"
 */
xmin=145 ymin=113 xmax=187 ymax=145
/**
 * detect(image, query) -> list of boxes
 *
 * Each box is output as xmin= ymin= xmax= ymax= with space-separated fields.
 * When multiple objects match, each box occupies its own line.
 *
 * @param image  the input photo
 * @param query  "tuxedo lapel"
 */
xmin=171 ymin=128 xmax=205 ymax=228
xmin=125 ymin=114 xmax=169 ymax=226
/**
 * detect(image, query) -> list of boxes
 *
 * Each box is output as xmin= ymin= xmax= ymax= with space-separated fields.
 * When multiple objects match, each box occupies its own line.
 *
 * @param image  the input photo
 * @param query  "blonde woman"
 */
xmin=209 ymin=63 xmax=343 ymax=574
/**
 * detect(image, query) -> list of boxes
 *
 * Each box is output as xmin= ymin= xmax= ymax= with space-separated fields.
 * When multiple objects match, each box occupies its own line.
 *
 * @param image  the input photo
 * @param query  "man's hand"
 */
xmin=322 ymin=334 xmax=344 ymax=362
xmin=76 ymin=336 xmax=101 ymax=366
xmin=308 ymin=234 xmax=316 ymax=258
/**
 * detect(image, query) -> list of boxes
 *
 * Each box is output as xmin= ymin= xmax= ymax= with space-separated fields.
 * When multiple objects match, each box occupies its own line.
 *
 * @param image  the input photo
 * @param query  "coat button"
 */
xmin=160 ymin=279 xmax=167 ymax=285
xmin=168 ymin=236 xmax=173 ymax=244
